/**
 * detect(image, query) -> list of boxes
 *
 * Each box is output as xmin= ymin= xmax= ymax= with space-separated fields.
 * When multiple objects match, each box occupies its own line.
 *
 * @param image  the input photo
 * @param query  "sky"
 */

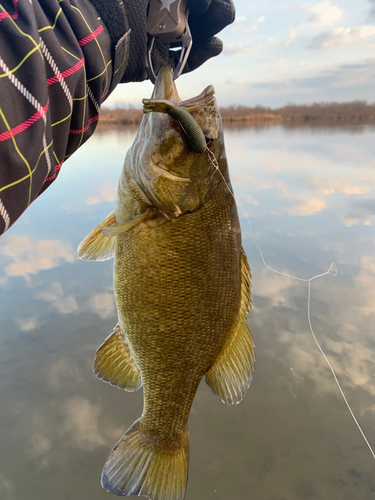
xmin=105 ymin=0 xmax=375 ymax=108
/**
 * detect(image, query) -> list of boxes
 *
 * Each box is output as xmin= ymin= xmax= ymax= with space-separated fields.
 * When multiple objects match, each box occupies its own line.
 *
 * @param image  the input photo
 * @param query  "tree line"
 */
xmin=98 ymin=101 xmax=375 ymax=126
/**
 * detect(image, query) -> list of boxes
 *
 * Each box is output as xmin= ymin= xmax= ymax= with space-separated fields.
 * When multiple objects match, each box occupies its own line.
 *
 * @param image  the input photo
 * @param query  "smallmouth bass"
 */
xmin=78 ymin=65 xmax=254 ymax=500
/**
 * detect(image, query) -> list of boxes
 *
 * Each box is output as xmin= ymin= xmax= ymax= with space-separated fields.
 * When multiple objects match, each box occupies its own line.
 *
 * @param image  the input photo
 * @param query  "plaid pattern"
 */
xmin=0 ymin=0 xmax=119 ymax=235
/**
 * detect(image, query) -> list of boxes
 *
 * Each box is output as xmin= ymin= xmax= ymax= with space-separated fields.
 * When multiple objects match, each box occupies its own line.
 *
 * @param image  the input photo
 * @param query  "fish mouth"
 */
xmin=153 ymin=65 xmax=215 ymax=108
xmin=152 ymin=65 xmax=181 ymax=102
xmin=148 ymin=65 xmax=217 ymax=151
xmin=179 ymin=85 xmax=215 ymax=110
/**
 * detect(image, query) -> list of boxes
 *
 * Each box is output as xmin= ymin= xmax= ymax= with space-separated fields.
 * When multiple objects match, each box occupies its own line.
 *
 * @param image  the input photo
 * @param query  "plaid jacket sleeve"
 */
xmin=0 ymin=0 xmax=130 ymax=235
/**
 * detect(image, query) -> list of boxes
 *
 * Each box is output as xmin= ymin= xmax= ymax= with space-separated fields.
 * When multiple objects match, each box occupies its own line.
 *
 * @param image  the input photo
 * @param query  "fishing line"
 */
xmin=207 ymin=147 xmax=375 ymax=461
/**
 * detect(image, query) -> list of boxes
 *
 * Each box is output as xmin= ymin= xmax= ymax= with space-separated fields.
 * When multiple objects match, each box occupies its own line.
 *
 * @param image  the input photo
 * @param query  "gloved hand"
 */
xmin=122 ymin=0 xmax=235 ymax=83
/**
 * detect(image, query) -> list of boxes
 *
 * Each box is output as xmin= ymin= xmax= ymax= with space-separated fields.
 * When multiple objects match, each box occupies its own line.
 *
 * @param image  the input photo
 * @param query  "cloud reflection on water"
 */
xmin=0 ymin=473 xmax=14 ymax=494
xmin=86 ymin=184 xmax=117 ymax=206
xmin=1 ymin=125 xmax=375 ymax=499
xmin=49 ymin=358 xmax=85 ymax=389
xmin=229 ymin=125 xmax=375 ymax=237
xmin=249 ymin=241 xmax=375 ymax=409
xmin=36 ymin=282 xmax=78 ymax=315
xmin=89 ymin=292 xmax=116 ymax=319
xmin=16 ymin=316 xmax=42 ymax=332
xmin=305 ymin=177 xmax=372 ymax=195
xmin=61 ymin=396 xmax=119 ymax=451
xmin=286 ymin=197 xmax=326 ymax=216
xmin=0 ymin=236 xmax=75 ymax=283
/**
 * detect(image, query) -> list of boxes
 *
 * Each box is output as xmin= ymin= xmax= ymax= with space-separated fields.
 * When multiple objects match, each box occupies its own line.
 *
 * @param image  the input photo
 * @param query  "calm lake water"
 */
xmin=0 ymin=123 xmax=374 ymax=500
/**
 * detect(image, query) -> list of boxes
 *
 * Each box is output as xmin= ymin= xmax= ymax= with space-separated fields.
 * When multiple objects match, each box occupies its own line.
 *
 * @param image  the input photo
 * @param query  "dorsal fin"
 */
xmin=205 ymin=248 xmax=254 ymax=405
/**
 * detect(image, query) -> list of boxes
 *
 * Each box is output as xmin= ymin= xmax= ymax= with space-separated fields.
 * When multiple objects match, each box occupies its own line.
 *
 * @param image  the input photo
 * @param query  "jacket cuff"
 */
xmin=87 ymin=0 xmax=130 ymax=93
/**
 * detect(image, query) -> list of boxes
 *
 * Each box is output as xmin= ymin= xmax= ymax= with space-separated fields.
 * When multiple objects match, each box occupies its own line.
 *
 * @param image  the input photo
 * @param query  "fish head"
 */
xmin=128 ymin=65 xmax=225 ymax=219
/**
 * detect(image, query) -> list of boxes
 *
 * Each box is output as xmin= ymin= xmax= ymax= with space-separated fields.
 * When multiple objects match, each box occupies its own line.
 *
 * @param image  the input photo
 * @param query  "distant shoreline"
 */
xmin=97 ymin=101 xmax=375 ymax=128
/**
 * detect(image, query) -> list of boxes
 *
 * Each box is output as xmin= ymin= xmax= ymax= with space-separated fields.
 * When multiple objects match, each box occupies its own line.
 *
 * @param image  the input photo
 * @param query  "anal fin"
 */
xmin=205 ymin=248 xmax=255 ymax=405
xmin=94 ymin=324 xmax=142 ymax=392
xmin=77 ymin=211 xmax=117 ymax=261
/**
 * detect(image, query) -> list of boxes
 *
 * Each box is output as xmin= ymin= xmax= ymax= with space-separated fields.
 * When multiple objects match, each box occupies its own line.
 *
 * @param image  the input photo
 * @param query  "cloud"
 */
xmin=304 ymin=178 xmax=371 ymax=195
xmin=16 ymin=316 xmax=42 ymax=332
xmin=368 ymin=0 xmax=375 ymax=21
xmin=287 ymin=197 xmax=326 ymax=216
xmin=0 ymin=236 xmax=75 ymax=282
xmin=298 ymin=60 xmax=316 ymax=70
xmin=224 ymin=44 xmax=257 ymax=56
xmin=245 ymin=194 xmax=259 ymax=206
xmin=252 ymin=250 xmax=375 ymax=405
xmin=342 ymin=198 xmax=375 ymax=226
xmin=323 ymin=339 xmax=375 ymax=389
xmin=351 ymin=199 xmax=375 ymax=215
xmin=265 ymin=37 xmax=280 ymax=47
xmin=285 ymin=2 xmax=343 ymax=47
xmin=342 ymin=215 xmax=372 ymax=227
xmin=36 ymin=282 xmax=78 ymax=314
xmin=271 ymin=58 xmax=287 ymax=73
xmin=312 ymin=25 xmax=375 ymax=49
xmin=229 ymin=78 xmax=247 ymax=85
xmin=250 ymin=58 xmax=375 ymax=96
xmin=251 ymin=15 xmax=266 ymax=29
xmin=61 ymin=396 xmax=119 ymax=451
xmin=231 ymin=14 xmax=265 ymax=33
xmin=30 ymin=432 xmax=52 ymax=457
xmin=29 ymin=396 xmax=123 ymax=461
xmin=48 ymin=358 xmax=84 ymax=389
xmin=231 ymin=173 xmax=255 ymax=182
xmin=275 ymin=180 xmax=326 ymax=216
xmin=332 ymin=186 xmax=370 ymax=195
xmin=255 ymin=269 xmax=298 ymax=305
xmin=86 ymin=185 xmax=117 ymax=205
xmin=341 ymin=255 xmax=375 ymax=318
xmin=236 ymin=15 xmax=246 ymax=22
xmin=230 ymin=14 xmax=246 ymax=32
xmin=249 ymin=235 xmax=375 ymax=406
xmin=0 ymin=472 xmax=14 ymax=493
xmin=302 ymin=1 xmax=343 ymax=24
xmin=89 ymin=292 xmax=115 ymax=319
xmin=86 ymin=197 xmax=101 ymax=205
xmin=362 ymin=255 xmax=375 ymax=274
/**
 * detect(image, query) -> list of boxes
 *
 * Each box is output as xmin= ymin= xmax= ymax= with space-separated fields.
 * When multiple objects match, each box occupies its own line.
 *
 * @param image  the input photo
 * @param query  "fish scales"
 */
xmin=115 ymin=179 xmax=241 ymax=442
xmin=77 ymin=66 xmax=254 ymax=500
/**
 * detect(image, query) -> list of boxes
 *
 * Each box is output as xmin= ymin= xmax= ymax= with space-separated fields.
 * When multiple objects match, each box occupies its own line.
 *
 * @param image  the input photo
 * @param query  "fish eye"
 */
xmin=204 ymin=134 xmax=213 ymax=147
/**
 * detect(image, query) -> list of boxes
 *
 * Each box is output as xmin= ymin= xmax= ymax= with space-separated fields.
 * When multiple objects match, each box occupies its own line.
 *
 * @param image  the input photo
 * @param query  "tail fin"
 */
xmin=101 ymin=419 xmax=189 ymax=500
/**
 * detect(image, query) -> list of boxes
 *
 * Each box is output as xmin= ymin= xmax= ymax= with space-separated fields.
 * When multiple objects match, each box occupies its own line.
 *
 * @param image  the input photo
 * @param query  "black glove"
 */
xmin=121 ymin=0 xmax=235 ymax=82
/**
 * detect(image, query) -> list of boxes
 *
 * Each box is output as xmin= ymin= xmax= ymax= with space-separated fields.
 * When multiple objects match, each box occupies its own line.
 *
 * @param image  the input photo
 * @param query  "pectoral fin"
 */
xmin=205 ymin=248 xmax=255 ymax=405
xmin=77 ymin=208 xmax=155 ymax=261
xmin=94 ymin=324 xmax=142 ymax=392
xmin=100 ymin=207 xmax=155 ymax=237
xmin=77 ymin=211 xmax=117 ymax=261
